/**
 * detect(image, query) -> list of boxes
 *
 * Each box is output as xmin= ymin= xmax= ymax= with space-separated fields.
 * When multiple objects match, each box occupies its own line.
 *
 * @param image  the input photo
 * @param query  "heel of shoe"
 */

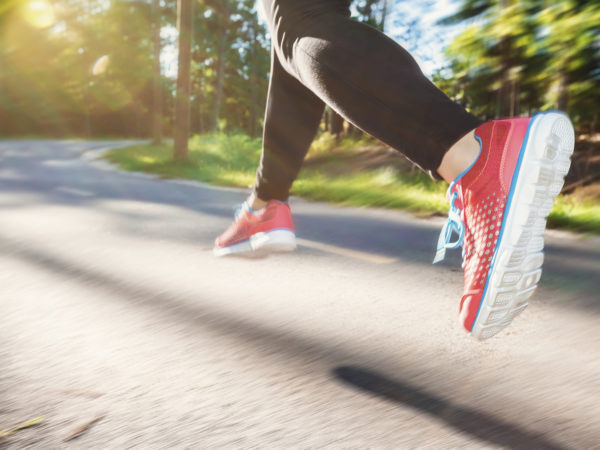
xmin=250 ymin=229 xmax=297 ymax=253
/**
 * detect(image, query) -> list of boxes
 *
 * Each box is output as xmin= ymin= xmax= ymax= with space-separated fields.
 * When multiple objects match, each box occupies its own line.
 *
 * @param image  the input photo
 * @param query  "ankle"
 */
xmin=247 ymin=193 xmax=268 ymax=211
xmin=437 ymin=130 xmax=480 ymax=184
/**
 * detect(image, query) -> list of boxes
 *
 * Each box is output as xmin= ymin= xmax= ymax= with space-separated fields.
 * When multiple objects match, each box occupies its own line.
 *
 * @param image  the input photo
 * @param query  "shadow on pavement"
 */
xmin=333 ymin=366 xmax=565 ymax=450
xmin=1 ymin=141 xmax=599 ymax=307
xmin=2 ymin=234 xmax=576 ymax=449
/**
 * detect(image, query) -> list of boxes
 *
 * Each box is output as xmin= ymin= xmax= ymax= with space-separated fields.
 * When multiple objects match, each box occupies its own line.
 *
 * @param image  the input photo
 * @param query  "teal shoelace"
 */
xmin=233 ymin=201 xmax=249 ymax=219
xmin=433 ymin=181 xmax=465 ymax=264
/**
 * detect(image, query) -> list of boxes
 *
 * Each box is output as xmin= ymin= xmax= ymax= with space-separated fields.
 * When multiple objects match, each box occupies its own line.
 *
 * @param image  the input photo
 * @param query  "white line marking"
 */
xmin=296 ymin=238 xmax=397 ymax=264
xmin=54 ymin=186 xmax=94 ymax=197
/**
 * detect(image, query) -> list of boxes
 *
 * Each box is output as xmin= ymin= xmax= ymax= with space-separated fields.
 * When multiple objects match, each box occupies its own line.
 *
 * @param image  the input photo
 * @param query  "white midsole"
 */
xmin=213 ymin=229 xmax=297 ymax=257
xmin=471 ymin=112 xmax=575 ymax=340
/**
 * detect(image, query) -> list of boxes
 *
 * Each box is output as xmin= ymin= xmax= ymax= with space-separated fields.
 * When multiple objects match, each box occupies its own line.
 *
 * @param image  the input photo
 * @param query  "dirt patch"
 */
xmin=304 ymin=145 xmax=416 ymax=176
xmin=564 ymin=135 xmax=600 ymax=197
xmin=567 ymin=183 xmax=600 ymax=203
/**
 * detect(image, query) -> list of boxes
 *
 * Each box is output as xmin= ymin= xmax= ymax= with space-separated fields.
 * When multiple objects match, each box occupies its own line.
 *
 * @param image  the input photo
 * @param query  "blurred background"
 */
xmin=2 ymin=0 xmax=599 ymax=136
xmin=0 ymin=0 xmax=599 ymax=230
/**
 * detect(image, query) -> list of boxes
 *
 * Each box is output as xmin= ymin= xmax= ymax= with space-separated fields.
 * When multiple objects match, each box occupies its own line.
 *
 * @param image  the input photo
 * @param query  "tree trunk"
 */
xmin=497 ymin=36 xmax=512 ymax=117
xmin=509 ymin=78 xmax=518 ymax=117
xmin=83 ymin=81 xmax=91 ymax=138
xmin=497 ymin=0 xmax=511 ymax=117
xmin=213 ymin=4 xmax=230 ymax=132
xmin=323 ymin=108 xmax=329 ymax=132
xmin=249 ymin=20 xmax=258 ymax=138
xmin=380 ymin=0 xmax=389 ymax=32
xmin=151 ymin=0 xmax=162 ymax=145
xmin=330 ymin=109 xmax=344 ymax=138
xmin=198 ymin=101 xmax=205 ymax=134
xmin=173 ymin=0 xmax=193 ymax=161
xmin=556 ymin=71 xmax=568 ymax=111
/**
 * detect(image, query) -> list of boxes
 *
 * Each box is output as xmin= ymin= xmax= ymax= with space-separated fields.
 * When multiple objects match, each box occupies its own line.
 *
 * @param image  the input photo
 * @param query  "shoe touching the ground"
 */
xmin=213 ymin=200 xmax=297 ymax=257
xmin=434 ymin=111 xmax=575 ymax=340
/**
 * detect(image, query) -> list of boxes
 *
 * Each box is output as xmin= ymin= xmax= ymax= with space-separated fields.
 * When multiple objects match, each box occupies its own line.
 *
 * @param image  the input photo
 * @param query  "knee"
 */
xmin=265 ymin=1 xmax=350 ymax=58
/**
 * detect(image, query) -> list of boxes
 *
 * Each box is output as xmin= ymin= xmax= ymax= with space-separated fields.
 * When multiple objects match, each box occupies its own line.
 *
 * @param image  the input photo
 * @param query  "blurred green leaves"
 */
xmin=435 ymin=0 xmax=600 ymax=129
xmin=0 ymin=0 xmax=270 ymax=138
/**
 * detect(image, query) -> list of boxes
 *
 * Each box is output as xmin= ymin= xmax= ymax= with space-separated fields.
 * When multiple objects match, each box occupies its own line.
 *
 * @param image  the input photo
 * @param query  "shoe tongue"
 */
xmin=234 ymin=201 xmax=255 ymax=219
xmin=451 ymin=180 xmax=465 ymax=211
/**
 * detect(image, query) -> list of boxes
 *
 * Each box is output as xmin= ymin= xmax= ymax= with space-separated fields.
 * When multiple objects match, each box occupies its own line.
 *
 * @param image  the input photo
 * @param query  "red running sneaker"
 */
xmin=434 ymin=111 xmax=574 ymax=340
xmin=214 ymin=200 xmax=297 ymax=257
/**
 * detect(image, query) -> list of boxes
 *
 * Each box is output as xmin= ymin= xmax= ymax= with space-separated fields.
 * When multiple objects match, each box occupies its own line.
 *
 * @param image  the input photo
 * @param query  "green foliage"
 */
xmin=435 ymin=0 xmax=600 ymax=128
xmin=308 ymin=132 xmax=340 ymax=156
xmin=548 ymin=195 xmax=600 ymax=232
xmin=104 ymin=134 xmax=600 ymax=233
xmin=104 ymin=133 xmax=261 ymax=187
xmin=0 ymin=0 xmax=157 ymax=136
xmin=307 ymin=132 xmax=376 ymax=156
xmin=0 ymin=0 xmax=270 ymax=138
xmin=190 ymin=0 xmax=270 ymax=136
xmin=2 ymin=0 xmax=599 ymax=141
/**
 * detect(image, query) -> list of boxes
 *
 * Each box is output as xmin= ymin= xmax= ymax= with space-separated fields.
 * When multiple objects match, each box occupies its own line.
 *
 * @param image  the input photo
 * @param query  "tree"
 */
xmin=173 ymin=0 xmax=194 ymax=160
xmin=355 ymin=0 xmax=389 ymax=31
xmin=535 ymin=0 xmax=600 ymax=127
xmin=151 ymin=0 xmax=162 ymax=145
xmin=211 ymin=1 xmax=233 ymax=132
xmin=439 ymin=0 xmax=543 ymax=117
xmin=436 ymin=0 xmax=600 ymax=129
xmin=187 ymin=0 xmax=269 ymax=136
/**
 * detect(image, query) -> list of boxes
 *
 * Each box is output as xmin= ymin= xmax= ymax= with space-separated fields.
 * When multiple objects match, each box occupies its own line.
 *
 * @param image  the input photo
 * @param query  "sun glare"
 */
xmin=22 ymin=0 xmax=55 ymax=28
xmin=92 ymin=55 xmax=110 ymax=76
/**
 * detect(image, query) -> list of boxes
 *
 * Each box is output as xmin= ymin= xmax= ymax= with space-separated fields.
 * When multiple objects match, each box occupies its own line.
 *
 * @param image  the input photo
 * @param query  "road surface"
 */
xmin=1 ymin=140 xmax=599 ymax=448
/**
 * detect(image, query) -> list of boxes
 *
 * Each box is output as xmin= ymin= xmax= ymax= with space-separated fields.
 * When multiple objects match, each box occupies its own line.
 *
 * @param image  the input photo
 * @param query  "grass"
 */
xmin=103 ymin=133 xmax=600 ymax=234
xmin=547 ymin=196 xmax=600 ymax=233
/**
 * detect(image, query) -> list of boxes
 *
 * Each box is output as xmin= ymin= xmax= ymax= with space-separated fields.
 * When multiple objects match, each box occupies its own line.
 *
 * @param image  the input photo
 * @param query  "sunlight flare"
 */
xmin=92 ymin=55 xmax=110 ymax=76
xmin=22 ymin=0 xmax=55 ymax=28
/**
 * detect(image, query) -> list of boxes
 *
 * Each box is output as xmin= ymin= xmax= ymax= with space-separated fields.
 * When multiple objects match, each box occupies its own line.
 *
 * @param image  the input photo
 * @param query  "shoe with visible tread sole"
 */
xmin=435 ymin=111 xmax=575 ymax=340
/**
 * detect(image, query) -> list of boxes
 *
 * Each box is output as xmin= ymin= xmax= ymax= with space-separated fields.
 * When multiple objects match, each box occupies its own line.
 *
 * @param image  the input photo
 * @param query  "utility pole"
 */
xmin=173 ymin=0 xmax=193 ymax=160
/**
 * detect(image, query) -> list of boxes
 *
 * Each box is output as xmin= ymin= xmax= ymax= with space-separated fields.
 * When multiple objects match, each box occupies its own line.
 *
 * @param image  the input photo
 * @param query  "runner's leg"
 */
xmin=258 ymin=0 xmax=482 ymax=179
xmin=253 ymin=47 xmax=325 ymax=202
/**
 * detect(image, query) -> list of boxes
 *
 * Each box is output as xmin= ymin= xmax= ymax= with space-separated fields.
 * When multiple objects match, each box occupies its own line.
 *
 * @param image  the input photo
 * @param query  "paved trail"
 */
xmin=1 ymin=141 xmax=599 ymax=449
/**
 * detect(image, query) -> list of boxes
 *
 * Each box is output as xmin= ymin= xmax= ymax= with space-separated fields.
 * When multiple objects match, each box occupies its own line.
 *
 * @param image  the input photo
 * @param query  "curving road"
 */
xmin=1 ymin=140 xmax=599 ymax=448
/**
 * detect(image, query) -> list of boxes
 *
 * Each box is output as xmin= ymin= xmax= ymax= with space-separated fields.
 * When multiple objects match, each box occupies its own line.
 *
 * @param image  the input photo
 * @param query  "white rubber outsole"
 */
xmin=213 ymin=229 xmax=297 ymax=257
xmin=471 ymin=112 xmax=575 ymax=340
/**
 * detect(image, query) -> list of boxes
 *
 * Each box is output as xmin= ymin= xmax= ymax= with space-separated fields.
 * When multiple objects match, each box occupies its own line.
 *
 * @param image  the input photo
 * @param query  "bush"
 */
xmin=308 ymin=131 xmax=377 ymax=157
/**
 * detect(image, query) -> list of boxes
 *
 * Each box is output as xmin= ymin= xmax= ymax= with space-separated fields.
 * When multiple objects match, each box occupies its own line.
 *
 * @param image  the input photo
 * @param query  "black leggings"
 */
xmin=253 ymin=0 xmax=482 ymax=201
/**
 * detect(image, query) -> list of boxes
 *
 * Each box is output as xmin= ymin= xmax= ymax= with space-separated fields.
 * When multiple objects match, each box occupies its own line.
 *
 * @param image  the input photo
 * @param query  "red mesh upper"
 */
xmin=457 ymin=118 xmax=530 ymax=331
xmin=215 ymin=201 xmax=294 ymax=248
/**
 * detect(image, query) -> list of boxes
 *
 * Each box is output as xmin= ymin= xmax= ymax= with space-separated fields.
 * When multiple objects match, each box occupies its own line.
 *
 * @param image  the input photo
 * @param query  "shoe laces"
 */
xmin=233 ymin=202 xmax=249 ymax=219
xmin=433 ymin=181 xmax=465 ymax=264
xmin=234 ymin=200 xmax=262 ymax=219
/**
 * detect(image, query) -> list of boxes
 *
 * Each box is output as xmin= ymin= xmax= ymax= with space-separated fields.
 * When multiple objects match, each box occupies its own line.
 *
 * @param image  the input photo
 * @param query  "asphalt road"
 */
xmin=1 ymin=140 xmax=599 ymax=449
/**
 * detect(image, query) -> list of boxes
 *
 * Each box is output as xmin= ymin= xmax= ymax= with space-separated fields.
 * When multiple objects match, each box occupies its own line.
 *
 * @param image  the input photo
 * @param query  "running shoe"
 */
xmin=213 ymin=200 xmax=297 ymax=257
xmin=434 ymin=111 xmax=575 ymax=340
